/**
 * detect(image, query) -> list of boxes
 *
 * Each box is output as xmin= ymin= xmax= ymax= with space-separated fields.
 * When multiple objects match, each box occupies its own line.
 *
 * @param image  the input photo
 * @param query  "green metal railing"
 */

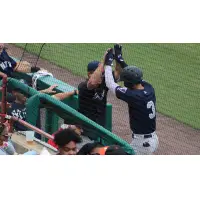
xmin=11 ymin=71 xmax=112 ymax=132
xmin=2 ymin=77 xmax=134 ymax=154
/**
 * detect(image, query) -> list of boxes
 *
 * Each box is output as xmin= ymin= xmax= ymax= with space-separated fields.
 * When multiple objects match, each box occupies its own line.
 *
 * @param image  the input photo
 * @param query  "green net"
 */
xmin=14 ymin=43 xmax=200 ymax=129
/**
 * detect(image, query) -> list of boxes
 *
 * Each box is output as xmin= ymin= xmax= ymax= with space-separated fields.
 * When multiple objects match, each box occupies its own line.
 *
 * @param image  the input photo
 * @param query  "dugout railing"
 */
xmin=11 ymin=71 xmax=112 ymax=132
xmin=0 ymin=76 xmax=135 ymax=155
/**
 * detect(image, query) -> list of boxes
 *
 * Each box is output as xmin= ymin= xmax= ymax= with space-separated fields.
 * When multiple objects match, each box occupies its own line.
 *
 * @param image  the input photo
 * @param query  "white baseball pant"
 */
xmin=130 ymin=132 xmax=159 ymax=155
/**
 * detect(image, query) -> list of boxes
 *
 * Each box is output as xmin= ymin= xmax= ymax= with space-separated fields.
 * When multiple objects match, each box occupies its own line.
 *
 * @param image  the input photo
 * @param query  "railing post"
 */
xmin=45 ymin=109 xmax=59 ymax=137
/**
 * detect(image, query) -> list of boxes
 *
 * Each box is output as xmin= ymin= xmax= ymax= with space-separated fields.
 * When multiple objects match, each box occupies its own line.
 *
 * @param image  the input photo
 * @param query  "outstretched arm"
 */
xmin=105 ymin=65 xmax=119 ymax=95
xmin=113 ymin=61 xmax=122 ymax=82
xmin=114 ymin=44 xmax=128 ymax=69
xmin=39 ymin=85 xmax=58 ymax=94
xmin=104 ymin=49 xmax=119 ymax=95
xmin=52 ymin=90 xmax=78 ymax=101
xmin=113 ymin=44 xmax=128 ymax=82
xmin=39 ymin=84 xmax=78 ymax=101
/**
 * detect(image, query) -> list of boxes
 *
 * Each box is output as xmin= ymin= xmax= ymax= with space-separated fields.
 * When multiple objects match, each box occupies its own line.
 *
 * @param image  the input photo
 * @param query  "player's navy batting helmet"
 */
xmin=120 ymin=66 xmax=143 ymax=87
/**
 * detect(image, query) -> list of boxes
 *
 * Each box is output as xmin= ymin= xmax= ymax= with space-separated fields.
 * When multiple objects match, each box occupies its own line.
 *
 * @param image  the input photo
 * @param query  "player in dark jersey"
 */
xmin=78 ymin=61 xmax=120 ymax=127
xmin=78 ymin=61 xmax=120 ymax=144
xmin=104 ymin=45 xmax=158 ymax=155
xmin=0 ymin=43 xmax=40 ymax=77
xmin=78 ymin=61 xmax=107 ymax=127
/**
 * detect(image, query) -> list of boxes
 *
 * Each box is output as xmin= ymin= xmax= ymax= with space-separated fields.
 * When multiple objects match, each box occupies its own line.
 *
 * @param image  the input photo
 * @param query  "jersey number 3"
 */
xmin=147 ymin=101 xmax=156 ymax=119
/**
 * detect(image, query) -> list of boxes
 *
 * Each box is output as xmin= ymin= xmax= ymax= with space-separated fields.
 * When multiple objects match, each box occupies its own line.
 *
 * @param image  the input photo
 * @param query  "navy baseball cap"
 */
xmin=87 ymin=61 xmax=100 ymax=72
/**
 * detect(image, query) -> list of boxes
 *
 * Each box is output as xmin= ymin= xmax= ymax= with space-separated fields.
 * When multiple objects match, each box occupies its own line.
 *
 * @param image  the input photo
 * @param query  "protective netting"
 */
xmin=14 ymin=43 xmax=200 ymax=128
xmin=3 ymin=43 xmax=200 ymax=154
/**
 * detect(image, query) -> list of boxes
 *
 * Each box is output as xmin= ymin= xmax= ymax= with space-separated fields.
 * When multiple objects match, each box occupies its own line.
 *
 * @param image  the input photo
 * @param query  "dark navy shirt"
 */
xmin=78 ymin=79 xmax=108 ymax=127
xmin=0 ymin=48 xmax=17 ymax=76
xmin=78 ymin=72 xmax=116 ymax=128
xmin=7 ymin=102 xmax=28 ymax=131
xmin=115 ymin=81 xmax=156 ymax=135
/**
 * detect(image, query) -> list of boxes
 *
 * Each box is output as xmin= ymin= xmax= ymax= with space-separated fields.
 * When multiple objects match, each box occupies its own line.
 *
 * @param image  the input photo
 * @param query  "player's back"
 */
xmin=116 ymin=81 xmax=156 ymax=135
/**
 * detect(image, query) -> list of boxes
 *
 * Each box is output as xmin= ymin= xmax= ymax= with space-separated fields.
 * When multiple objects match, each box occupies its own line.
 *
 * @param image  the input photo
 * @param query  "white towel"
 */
xmin=32 ymin=70 xmax=53 ymax=89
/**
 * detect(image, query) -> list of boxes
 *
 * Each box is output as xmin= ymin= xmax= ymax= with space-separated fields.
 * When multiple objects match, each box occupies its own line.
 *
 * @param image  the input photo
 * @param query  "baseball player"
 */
xmin=0 ymin=43 xmax=40 ymax=77
xmin=103 ymin=45 xmax=158 ymax=155
xmin=78 ymin=61 xmax=121 ymax=127
xmin=78 ymin=60 xmax=121 ymax=146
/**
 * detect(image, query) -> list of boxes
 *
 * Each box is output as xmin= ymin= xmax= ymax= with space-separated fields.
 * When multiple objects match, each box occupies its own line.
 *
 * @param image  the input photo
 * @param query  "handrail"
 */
xmin=0 ymin=72 xmax=8 ymax=123
xmin=4 ymin=77 xmax=135 ymax=154
xmin=25 ymin=93 xmax=135 ymax=154
xmin=0 ymin=113 xmax=53 ymax=140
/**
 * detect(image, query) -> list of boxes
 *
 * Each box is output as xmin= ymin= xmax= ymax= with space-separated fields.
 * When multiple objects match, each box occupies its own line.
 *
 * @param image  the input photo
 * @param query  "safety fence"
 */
xmin=14 ymin=43 xmax=200 ymax=129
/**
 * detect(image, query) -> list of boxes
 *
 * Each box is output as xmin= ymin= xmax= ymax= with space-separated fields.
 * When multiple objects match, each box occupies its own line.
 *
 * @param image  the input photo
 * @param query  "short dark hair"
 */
xmin=77 ymin=142 xmax=103 ymax=155
xmin=54 ymin=129 xmax=82 ymax=148
xmin=105 ymin=145 xmax=128 ymax=155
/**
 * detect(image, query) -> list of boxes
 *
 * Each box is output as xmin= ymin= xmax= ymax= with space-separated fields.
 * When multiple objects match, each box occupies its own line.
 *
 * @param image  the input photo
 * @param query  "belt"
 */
xmin=132 ymin=134 xmax=152 ymax=139
xmin=144 ymin=134 xmax=152 ymax=139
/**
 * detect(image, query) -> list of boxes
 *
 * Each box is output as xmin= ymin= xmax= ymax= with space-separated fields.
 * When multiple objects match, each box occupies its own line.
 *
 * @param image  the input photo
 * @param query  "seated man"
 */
xmin=6 ymin=81 xmax=59 ymax=138
xmin=7 ymin=87 xmax=78 ymax=135
xmin=0 ymin=43 xmax=41 ymax=77
xmin=7 ymin=88 xmax=27 ymax=132
xmin=48 ymin=124 xmax=83 ymax=149
xmin=53 ymin=128 xmax=82 ymax=155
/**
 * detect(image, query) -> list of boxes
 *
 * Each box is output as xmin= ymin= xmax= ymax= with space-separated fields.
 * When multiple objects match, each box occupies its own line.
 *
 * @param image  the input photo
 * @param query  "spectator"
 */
xmin=7 ymin=79 xmax=59 ymax=103
xmin=0 ymin=43 xmax=41 ymax=77
xmin=7 ymin=86 xmax=77 ymax=136
xmin=77 ymin=142 xmax=103 ymax=155
xmin=0 ymin=123 xmax=41 ymax=156
xmin=104 ymin=145 xmax=128 ymax=155
xmin=54 ymin=128 xmax=82 ymax=155
xmin=78 ymin=144 xmax=128 ymax=155
xmin=7 ymin=81 xmax=59 ymax=139
xmin=7 ymin=88 xmax=27 ymax=131
xmin=0 ymin=123 xmax=17 ymax=155
xmin=48 ymin=124 xmax=83 ymax=149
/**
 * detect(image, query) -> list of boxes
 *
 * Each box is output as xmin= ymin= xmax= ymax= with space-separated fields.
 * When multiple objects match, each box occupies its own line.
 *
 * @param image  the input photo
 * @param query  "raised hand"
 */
xmin=113 ymin=44 xmax=128 ymax=68
xmin=114 ymin=44 xmax=122 ymax=59
xmin=104 ymin=48 xmax=114 ymax=66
